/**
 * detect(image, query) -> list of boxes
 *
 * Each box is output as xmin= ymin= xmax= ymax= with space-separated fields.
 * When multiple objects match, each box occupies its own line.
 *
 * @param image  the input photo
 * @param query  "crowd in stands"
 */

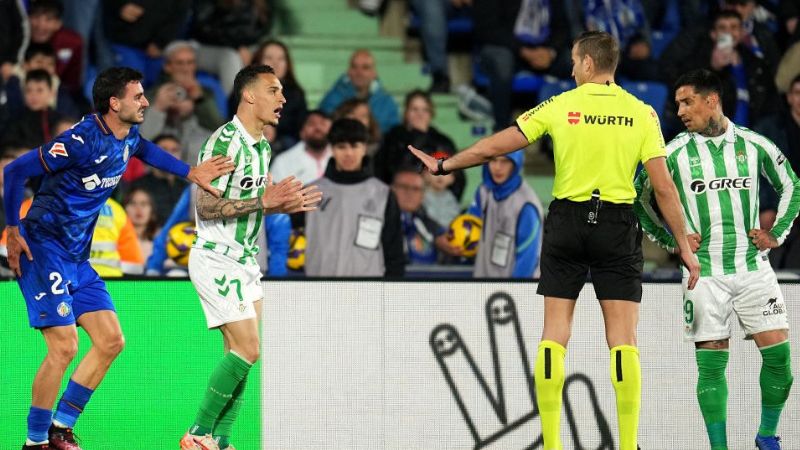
xmin=2 ymin=0 xmax=800 ymax=279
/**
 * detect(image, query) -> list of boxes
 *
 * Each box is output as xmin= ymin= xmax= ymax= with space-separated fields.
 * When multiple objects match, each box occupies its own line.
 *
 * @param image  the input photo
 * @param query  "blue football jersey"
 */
xmin=23 ymin=114 xmax=144 ymax=261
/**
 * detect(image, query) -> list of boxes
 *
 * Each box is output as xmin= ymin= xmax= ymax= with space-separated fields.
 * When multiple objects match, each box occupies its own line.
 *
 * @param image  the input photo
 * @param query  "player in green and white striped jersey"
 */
xmin=182 ymin=65 xmax=322 ymax=450
xmin=634 ymin=70 xmax=797 ymax=450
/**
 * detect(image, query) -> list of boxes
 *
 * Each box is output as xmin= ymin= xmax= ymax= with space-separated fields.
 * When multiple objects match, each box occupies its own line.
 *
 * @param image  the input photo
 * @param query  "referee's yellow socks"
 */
xmin=610 ymin=345 xmax=641 ymax=450
xmin=535 ymin=340 xmax=566 ymax=450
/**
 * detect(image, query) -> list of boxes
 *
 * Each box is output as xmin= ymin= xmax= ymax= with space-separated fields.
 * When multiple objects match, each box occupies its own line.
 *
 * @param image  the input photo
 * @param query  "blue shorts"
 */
xmin=16 ymin=234 xmax=115 ymax=328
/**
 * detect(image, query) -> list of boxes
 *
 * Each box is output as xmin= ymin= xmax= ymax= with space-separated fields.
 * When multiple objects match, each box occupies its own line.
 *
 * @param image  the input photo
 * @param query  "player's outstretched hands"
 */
xmin=188 ymin=156 xmax=235 ymax=198
xmin=5 ymin=226 xmax=32 ymax=277
xmin=408 ymin=145 xmax=438 ymax=173
xmin=281 ymin=184 xmax=323 ymax=214
xmin=748 ymin=228 xmax=779 ymax=251
xmin=261 ymin=174 xmax=302 ymax=213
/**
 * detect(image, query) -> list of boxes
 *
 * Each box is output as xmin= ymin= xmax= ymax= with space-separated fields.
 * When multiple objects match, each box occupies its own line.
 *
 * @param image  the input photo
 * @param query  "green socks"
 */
xmin=696 ymin=348 xmax=729 ymax=450
xmin=758 ymin=341 xmax=793 ymax=437
xmin=191 ymin=351 xmax=253 ymax=435
xmin=610 ymin=345 xmax=641 ymax=450
xmin=535 ymin=340 xmax=566 ymax=450
xmin=213 ymin=375 xmax=248 ymax=448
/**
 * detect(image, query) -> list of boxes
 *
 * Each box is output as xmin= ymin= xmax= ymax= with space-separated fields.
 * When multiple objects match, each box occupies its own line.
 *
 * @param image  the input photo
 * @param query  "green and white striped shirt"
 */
xmin=634 ymin=119 xmax=800 ymax=277
xmin=193 ymin=115 xmax=271 ymax=266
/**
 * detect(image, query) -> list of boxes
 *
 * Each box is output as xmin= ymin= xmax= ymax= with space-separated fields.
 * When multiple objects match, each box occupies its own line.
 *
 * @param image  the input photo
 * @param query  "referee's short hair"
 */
xmin=674 ymin=69 xmax=724 ymax=99
xmin=573 ymin=31 xmax=619 ymax=74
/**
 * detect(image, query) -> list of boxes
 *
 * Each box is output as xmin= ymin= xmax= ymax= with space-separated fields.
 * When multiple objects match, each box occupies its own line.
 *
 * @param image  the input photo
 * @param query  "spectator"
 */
xmin=423 ymin=169 xmax=461 ymax=228
xmin=191 ymin=0 xmax=271 ymax=95
xmin=319 ymin=49 xmax=400 ymax=133
xmin=392 ymin=167 xmax=461 ymax=265
xmin=301 ymin=118 xmax=404 ymax=277
xmin=722 ymin=0 xmax=781 ymax=71
xmin=332 ymin=98 xmax=382 ymax=155
xmin=250 ymin=39 xmax=308 ymax=153
xmin=755 ymin=74 xmax=800 ymax=269
xmin=270 ymin=110 xmax=332 ymax=184
xmin=410 ymin=0 xmax=472 ymax=93
xmin=123 ymin=187 xmax=159 ymax=262
xmin=660 ymin=10 xmax=778 ymax=130
xmin=89 ymin=197 xmax=144 ymax=276
xmin=473 ymin=0 xmax=572 ymax=130
xmin=466 ymin=149 xmax=543 ymax=278
xmin=27 ymin=0 xmax=83 ymax=97
xmin=140 ymin=41 xmax=224 ymax=163
xmin=62 ymin=0 xmax=115 ymax=71
xmin=4 ymin=43 xmax=81 ymax=119
xmin=125 ymin=134 xmax=188 ymax=227
xmin=374 ymin=89 xmax=465 ymax=199
xmin=104 ymin=0 xmax=191 ymax=84
xmin=0 ymin=0 xmax=25 ymax=83
xmin=569 ymin=0 xmax=659 ymax=81
xmin=2 ymin=69 xmax=63 ymax=147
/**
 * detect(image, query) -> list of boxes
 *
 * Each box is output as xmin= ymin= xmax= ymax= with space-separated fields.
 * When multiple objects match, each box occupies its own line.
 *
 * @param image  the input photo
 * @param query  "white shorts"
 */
xmin=682 ymin=267 xmax=789 ymax=342
xmin=189 ymin=248 xmax=262 ymax=328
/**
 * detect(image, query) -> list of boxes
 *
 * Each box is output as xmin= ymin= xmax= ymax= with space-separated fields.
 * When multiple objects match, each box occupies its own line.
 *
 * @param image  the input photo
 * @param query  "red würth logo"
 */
xmin=567 ymin=112 xmax=581 ymax=125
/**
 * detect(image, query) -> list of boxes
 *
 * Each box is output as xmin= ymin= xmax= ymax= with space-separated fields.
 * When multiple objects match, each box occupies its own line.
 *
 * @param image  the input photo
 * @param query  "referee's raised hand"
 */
xmin=408 ymin=145 xmax=438 ymax=173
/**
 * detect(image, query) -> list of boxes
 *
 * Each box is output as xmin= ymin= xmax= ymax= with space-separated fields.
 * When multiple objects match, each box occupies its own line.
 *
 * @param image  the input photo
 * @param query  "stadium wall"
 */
xmin=2 ymin=280 xmax=798 ymax=449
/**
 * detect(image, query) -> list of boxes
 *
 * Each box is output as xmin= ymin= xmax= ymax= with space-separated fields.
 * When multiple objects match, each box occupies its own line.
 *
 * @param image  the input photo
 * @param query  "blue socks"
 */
xmin=27 ymin=406 xmax=52 ymax=443
xmin=53 ymin=380 xmax=94 ymax=428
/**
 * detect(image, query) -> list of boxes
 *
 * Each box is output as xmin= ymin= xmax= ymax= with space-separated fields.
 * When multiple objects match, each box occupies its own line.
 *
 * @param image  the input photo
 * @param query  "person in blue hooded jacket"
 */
xmin=318 ymin=49 xmax=400 ymax=134
xmin=145 ymin=185 xmax=290 ymax=276
xmin=467 ymin=149 xmax=543 ymax=278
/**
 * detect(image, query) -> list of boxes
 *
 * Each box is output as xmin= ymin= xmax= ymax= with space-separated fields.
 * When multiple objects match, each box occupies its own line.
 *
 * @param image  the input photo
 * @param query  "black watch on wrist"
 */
xmin=436 ymin=158 xmax=451 ymax=176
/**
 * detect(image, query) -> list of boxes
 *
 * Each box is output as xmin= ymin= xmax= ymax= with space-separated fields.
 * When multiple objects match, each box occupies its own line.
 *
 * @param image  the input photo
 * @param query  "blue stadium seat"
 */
xmin=472 ymin=60 xmax=545 ymax=94
xmin=110 ymin=44 xmax=163 ymax=88
xmin=537 ymin=78 xmax=575 ymax=103
xmin=620 ymin=80 xmax=669 ymax=123
xmin=196 ymin=72 xmax=229 ymax=119
xmin=83 ymin=65 xmax=97 ymax=105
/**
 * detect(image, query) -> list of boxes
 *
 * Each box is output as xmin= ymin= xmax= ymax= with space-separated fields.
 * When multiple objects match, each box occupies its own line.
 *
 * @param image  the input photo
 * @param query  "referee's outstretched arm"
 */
xmin=408 ymin=126 xmax=527 ymax=175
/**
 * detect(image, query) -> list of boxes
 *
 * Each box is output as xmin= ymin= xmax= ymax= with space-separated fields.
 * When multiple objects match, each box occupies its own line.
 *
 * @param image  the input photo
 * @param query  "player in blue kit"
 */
xmin=2 ymin=67 xmax=233 ymax=450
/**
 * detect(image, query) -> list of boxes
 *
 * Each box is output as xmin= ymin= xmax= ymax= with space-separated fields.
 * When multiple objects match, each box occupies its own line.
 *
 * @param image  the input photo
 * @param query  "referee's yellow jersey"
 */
xmin=516 ymin=82 xmax=666 ymax=204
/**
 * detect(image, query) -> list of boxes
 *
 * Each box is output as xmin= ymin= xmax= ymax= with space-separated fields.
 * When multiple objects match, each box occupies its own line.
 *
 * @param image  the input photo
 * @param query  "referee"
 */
xmin=410 ymin=31 xmax=700 ymax=450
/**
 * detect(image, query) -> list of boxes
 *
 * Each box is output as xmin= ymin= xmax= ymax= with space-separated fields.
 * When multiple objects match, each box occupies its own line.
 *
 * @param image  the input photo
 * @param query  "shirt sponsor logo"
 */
xmin=82 ymin=173 xmax=122 ymax=191
xmin=239 ymin=175 xmax=266 ymax=190
xmin=690 ymin=177 xmax=752 ymax=194
xmin=567 ymin=111 xmax=581 ymax=125
xmin=48 ymin=142 xmax=68 ymax=158
xmin=583 ymin=114 xmax=634 ymax=127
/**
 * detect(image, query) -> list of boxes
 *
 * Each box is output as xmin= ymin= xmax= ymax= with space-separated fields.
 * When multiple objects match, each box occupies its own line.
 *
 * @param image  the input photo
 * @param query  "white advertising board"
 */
xmin=262 ymin=282 xmax=799 ymax=450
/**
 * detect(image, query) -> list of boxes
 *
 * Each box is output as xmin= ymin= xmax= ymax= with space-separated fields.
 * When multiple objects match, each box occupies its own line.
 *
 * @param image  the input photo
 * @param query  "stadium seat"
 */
xmin=110 ymin=44 xmax=163 ymax=88
xmin=472 ymin=62 xmax=545 ymax=94
xmin=537 ymin=78 xmax=576 ymax=103
xmin=620 ymin=80 xmax=669 ymax=123
xmin=196 ymin=72 xmax=229 ymax=119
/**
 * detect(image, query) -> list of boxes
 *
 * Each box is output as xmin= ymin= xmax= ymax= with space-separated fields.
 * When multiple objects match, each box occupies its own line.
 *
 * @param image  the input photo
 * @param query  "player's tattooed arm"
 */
xmin=195 ymin=188 xmax=264 ymax=220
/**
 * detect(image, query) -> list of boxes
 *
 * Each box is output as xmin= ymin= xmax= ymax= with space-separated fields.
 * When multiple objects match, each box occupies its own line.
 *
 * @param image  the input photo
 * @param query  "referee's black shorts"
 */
xmin=537 ymin=198 xmax=644 ymax=302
